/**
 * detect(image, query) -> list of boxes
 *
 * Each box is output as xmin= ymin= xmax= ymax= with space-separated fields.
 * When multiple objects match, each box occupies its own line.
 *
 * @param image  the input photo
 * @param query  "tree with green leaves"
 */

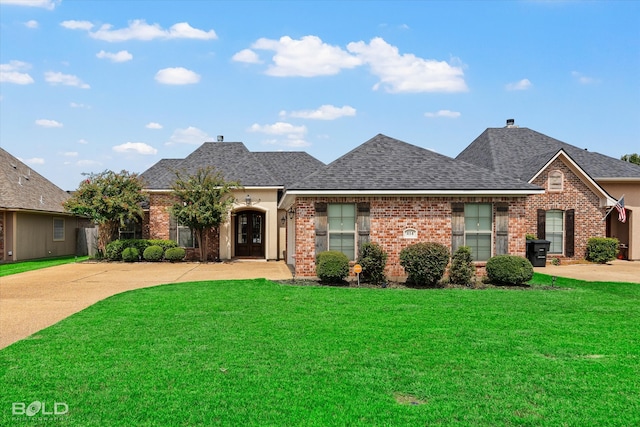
xmin=64 ymin=170 xmax=146 ymax=255
xmin=170 ymin=167 xmax=241 ymax=262
xmin=620 ymin=153 xmax=640 ymax=165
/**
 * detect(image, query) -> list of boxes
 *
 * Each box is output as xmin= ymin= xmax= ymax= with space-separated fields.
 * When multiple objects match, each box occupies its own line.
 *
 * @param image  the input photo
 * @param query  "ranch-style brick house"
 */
xmin=141 ymin=121 xmax=639 ymax=278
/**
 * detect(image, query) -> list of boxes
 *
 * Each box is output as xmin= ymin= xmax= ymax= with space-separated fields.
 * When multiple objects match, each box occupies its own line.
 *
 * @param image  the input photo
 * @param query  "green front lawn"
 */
xmin=1 ymin=275 xmax=638 ymax=426
xmin=0 ymin=255 xmax=89 ymax=277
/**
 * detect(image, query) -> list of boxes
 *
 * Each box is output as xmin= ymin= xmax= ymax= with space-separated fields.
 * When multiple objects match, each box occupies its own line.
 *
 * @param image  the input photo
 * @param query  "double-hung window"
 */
xmin=464 ymin=204 xmax=492 ymax=261
xmin=545 ymin=210 xmax=563 ymax=254
xmin=177 ymin=223 xmax=197 ymax=248
xmin=328 ymin=204 xmax=356 ymax=260
xmin=53 ymin=218 xmax=65 ymax=241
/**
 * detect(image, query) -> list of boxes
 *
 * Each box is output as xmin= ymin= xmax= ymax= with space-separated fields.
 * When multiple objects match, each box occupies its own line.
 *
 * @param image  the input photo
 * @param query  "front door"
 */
xmin=235 ymin=211 xmax=265 ymax=257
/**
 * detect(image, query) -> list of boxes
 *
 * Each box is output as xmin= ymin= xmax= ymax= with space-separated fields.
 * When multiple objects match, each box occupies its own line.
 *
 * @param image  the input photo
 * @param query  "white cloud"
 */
xmin=63 ymin=151 xmax=79 ymax=157
xmin=571 ymin=71 xmax=599 ymax=85
xmin=24 ymin=157 xmax=45 ymax=165
xmin=248 ymin=122 xmax=310 ymax=147
xmin=72 ymin=20 xmax=217 ymax=42
xmin=77 ymin=159 xmax=101 ymax=167
xmin=35 ymin=119 xmax=63 ymax=128
xmin=60 ymin=20 xmax=94 ymax=31
xmin=112 ymin=142 xmax=158 ymax=155
xmin=250 ymin=35 xmax=362 ymax=77
xmin=77 ymin=138 xmax=89 ymax=144
xmin=0 ymin=60 xmax=34 ymax=84
xmin=25 ymin=20 xmax=39 ymax=29
xmin=1 ymin=0 xmax=59 ymax=10
xmin=70 ymin=102 xmax=90 ymax=109
xmin=96 ymin=50 xmax=133 ymax=63
xmin=45 ymin=71 xmax=90 ymax=89
xmin=285 ymin=105 xmax=357 ymax=120
xmin=146 ymin=122 xmax=163 ymax=129
xmin=155 ymin=67 xmax=200 ymax=85
xmin=425 ymin=110 xmax=461 ymax=118
xmin=505 ymin=78 xmax=532 ymax=91
xmin=166 ymin=126 xmax=211 ymax=145
xmin=232 ymin=49 xmax=262 ymax=64
xmin=347 ymin=37 xmax=467 ymax=93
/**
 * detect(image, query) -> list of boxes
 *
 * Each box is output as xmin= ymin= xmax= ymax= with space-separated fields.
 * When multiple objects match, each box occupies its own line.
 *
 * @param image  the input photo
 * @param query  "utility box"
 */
xmin=526 ymin=240 xmax=551 ymax=267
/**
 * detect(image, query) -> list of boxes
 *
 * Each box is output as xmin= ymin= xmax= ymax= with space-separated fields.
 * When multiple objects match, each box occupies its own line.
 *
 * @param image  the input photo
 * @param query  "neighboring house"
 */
xmin=0 ymin=148 xmax=86 ymax=262
xmin=279 ymin=134 xmax=544 ymax=278
xmin=140 ymin=139 xmax=324 ymax=261
xmin=457 ymin=120 xmax=640 ymax=261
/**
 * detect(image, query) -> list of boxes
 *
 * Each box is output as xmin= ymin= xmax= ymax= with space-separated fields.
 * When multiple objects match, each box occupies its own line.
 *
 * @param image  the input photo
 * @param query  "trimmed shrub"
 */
xmin=122 ymin=247 xmax=139 ymax=262
xmin=165 ymin=247 xmax=186 ymax=262
xmin=486 ymin=255 xmax=533 ymax=285
xmin=585 ymin=237 xmax=619 ymax=264
xmin=316 ymin=251 xmax=350 ymax=284
xmin=449 ymin=246 xmax=475 ymax=286
xmin=106 ymin=239 xmax=178 ymax=261
xmin=399 ymin=242 xmax=450 ymax=286
xmin=357 ymin=242 xmax=388 ymax=285
xmin=143 ymin=245 xmax=164 ymax=262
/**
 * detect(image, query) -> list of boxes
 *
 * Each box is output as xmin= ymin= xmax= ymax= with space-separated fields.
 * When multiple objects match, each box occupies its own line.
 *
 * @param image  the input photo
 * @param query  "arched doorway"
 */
xmin=235 ymin=210 xmax=265 ymax=258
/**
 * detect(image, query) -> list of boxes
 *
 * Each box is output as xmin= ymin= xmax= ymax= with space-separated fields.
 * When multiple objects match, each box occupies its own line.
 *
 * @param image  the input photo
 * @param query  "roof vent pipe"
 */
xmin=217 ymin=135 xmax=224 ymax=142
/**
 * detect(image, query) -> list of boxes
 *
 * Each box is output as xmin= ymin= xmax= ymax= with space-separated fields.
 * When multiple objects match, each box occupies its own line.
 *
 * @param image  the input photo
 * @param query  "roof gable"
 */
xmin=289 ymin=134 xmax=542 ymax=192
xmin=0 ymin=148 xmax=70 ymax=213
xmin=457 ymin=127 xmax=640 ymax=180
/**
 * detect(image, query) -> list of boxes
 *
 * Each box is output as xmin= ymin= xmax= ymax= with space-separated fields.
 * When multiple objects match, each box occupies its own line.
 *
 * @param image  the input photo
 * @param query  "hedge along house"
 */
xmin=0 ymin=148 xmax=86 ymax=262
xmin=279 ymin=134 xmax=545 ymax=279
xmin=140 ymin=138 xmax=324 ymax=261
xmin=457 ymin=120 xmax=640 ymax=261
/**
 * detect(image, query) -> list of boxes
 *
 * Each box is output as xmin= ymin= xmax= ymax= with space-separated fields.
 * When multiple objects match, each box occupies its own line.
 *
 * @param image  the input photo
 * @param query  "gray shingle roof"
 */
xmin=289 ymin=134 xmax=542 ymax=191
xmin=456 ymin=127 xmax=640 ymax=181
xmin=141 ymin=142 xmax=325 ymax=190
xmin=0 ymin=148 xmax=70 ymax=213
xmin=253 ymin=152 xmax=325 ymax=188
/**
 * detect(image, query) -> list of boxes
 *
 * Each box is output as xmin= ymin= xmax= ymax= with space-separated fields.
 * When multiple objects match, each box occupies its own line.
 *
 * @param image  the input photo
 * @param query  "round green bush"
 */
xmin=585 ymin=237 xmax=619 ymax=264
xmin=143 ymin=245 xmax=164 ymax=262
xmin=316 ymin=251 xmax=350 ymax=283
xmin=164 ymin=247 xmax=186 ymax=262
xmin=357 ymin=242 xmax=388 ymax=285
xmin=399 ymin=242 xmax=450 ymax=286
xmin=485 ymin=255 xmax=533 ymax=285
xmin=449 ymin=246 xmax=475 ymax=286
xmin=121 ymin=247 xmax=139 ymax=262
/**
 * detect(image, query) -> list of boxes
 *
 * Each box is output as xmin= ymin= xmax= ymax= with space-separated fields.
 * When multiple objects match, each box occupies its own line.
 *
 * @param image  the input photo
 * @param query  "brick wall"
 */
xmin=527 ymin=159 xmax=606 ymax=260
xmin=294 ymin=196 xmax=528 ymax=278
xmin=144 ymin=192 xmax=220 ymax=261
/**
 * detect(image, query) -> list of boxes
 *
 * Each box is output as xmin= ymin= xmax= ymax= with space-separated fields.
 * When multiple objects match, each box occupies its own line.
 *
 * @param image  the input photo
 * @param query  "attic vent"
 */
xmin=217 ymin=135 xmax=224 ymax=142
xmin=505 ymin=119 xmax=518 ymax=128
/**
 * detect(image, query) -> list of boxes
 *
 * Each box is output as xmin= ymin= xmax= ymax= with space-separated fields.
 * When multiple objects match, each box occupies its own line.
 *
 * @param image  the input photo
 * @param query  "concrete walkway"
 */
xmin=0 ymin=260 xmax=293 ymax=349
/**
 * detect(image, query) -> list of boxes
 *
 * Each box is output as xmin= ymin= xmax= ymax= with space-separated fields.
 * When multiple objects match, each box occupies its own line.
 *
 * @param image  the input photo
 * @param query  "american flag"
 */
xmin=615 ymin=196 xmax=626 ymax=223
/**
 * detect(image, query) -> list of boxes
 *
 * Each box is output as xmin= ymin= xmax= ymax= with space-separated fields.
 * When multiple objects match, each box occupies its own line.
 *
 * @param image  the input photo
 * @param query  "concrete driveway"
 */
xmin=0 ymin=260 xmax=292 ymax=349
xmin=533 ymin=259 xmax=640 ymax=284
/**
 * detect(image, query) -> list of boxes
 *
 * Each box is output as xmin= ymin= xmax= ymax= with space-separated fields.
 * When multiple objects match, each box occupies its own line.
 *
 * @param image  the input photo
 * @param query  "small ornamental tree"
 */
xmin=63 ymin=170 xmax=146 ymax=255
xmin=620 ymin=153 xmax=640 ymax=165
xmin=170 ymin=167 xmax=241 ymax=262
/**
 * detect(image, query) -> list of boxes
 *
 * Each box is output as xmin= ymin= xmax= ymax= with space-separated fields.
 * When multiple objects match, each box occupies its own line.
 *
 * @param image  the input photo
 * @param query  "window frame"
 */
xmin=53 ymin=217 xmax=65 ymax=242
xmin=545 ymin=209 xmax=564 ymax=254
xmin=464 ymin=203 xmax=493 ymax=262
xmin=327 ymin=203 xmax=357 ymax=260
xmin=176 ymin=223 xmax=197 ymax=248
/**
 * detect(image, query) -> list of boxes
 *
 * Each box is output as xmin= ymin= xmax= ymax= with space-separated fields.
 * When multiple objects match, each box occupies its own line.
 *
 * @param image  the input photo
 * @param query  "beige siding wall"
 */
xmin=14 ymin=212 xmax=77 ymax=261
xmin=600 ymin=181 xmax=640 ymax=260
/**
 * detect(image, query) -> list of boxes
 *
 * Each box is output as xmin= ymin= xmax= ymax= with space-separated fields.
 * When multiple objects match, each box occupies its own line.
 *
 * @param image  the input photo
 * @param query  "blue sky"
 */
xmin=1 ymin=0 xmax=639 ymax=191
